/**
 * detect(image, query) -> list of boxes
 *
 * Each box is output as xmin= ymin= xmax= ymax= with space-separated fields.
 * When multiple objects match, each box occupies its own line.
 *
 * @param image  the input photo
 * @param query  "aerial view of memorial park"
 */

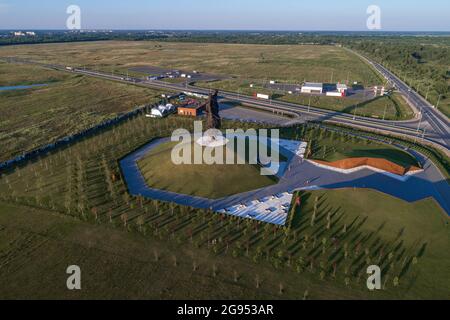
xmin=0 ymin=0 xmax=449 ymax=304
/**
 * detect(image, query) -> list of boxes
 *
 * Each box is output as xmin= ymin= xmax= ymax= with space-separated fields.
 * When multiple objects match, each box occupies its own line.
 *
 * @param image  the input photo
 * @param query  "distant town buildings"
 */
xmin=12 ymin=31 xmax=36 ymax=37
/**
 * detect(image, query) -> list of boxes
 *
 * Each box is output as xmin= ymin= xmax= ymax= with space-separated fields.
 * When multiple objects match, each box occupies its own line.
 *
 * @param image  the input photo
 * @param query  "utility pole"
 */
xmin=383 ymin=104 xmax=388 ymax=121
xmin=308 ymin=94 xmax=311 ymax=113
xmin=436 ymin=94 xmax=442 ymax=110
xmin=425 ymin=85 xmax=431 ymax=100
xmin=422 ymin=127 xmax=427 ymax=142
xmin=415 ymin=107 xmax=423 ymax=143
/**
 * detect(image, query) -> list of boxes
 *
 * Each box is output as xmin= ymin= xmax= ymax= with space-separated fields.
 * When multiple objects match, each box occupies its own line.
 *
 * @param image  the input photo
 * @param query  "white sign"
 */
xmin=66 ymin=5 xmax=81 ymax=30
xmin=367 ymin=5 xmax=382 ymax=30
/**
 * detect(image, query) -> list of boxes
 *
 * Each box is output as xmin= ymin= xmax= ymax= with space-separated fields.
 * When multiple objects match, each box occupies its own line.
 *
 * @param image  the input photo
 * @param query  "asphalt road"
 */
xmin=348 ymin=49 xmax=450 ymax=151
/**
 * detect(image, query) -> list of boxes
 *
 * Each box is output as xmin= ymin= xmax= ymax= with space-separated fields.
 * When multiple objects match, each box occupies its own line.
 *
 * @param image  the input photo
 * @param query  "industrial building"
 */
xmin=178 ymin=104 xmax=204 ymax=117
xmin=337 ymin=83 xmax=348 ymax=93
xmin=326 ymin=83 xmax=348 ymax=97
xmin=301 ymin=82 xmax=323 ymax=94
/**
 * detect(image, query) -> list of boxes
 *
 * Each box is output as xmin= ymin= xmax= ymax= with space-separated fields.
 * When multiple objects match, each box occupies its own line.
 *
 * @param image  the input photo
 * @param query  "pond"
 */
xmin=0 ymin=84 xmax=48 ymax=91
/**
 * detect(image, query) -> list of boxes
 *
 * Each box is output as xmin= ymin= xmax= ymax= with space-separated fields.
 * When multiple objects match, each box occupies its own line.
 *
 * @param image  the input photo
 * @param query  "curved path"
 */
xmin=120 ymin=137 xmax=450 ymax=226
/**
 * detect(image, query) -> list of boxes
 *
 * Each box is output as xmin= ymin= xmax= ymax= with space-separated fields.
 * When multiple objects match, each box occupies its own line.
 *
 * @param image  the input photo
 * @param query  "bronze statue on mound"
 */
xmin=205 ymin=90 xmax=221 ymax=130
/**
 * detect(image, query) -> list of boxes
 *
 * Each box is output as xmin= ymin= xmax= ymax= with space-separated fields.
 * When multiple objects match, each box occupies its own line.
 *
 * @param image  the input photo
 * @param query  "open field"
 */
xmin=138 ymin=140 xmax=278 ymax=199
xmin=0 ymin=62 xmax=164 ymax=162
xmin=303 ymin=126 xmax=420 ymax=168
xmin=0 ymin=41 xmax=382 ymax=86
xmin=352 ymin=93 xmax=414 ymax=120
xmin=0 ymin=60 xmax=69 ymax=86
xmin=0 ymin=41 xmax=416 ymax=120
xmin=0 ymin=114 xmax=447 ymax=299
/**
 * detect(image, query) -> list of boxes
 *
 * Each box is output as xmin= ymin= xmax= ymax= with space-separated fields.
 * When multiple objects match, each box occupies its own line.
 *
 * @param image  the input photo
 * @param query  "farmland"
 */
xmin=0 ymin=62 xmax=164 ymax=162
xmin=0 ymin=113 xmax=447 ymax=299
xmin=0 ymin=41 xmax=417 ymax=121
xmin=0 ymin=41 xmax=382 ymax=86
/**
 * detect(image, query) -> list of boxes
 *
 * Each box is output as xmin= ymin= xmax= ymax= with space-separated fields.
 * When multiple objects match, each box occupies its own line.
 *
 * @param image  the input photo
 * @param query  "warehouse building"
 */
xmin=301 ymin=82 xmax=323 ymax=94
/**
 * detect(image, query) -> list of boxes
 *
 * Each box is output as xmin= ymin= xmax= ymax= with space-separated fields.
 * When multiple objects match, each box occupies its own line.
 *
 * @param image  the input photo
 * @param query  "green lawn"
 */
xmin=307 ymin=128 xmax=420 ymax=167
xmin=294 ymin=189 xmax=450 ymax=300
xmin=0 ymin=113 xmax=447 ymax=299
xmin=0 ymin=187 xmax=447 ymax=299
xmin=0 ymin=41 xmax=418 ymax=120
xmin=138 ymin=140 xmax=278 ymax=199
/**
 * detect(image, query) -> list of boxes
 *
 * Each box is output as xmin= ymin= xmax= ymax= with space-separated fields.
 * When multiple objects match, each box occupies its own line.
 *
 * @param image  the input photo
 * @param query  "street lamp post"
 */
xmin=383 ymin=104 xmax=388 ymax=121
xmin=308 ymin=95 xmax=311 ymax=113
xmin=436 ymin=94 xmax=442 ymax=110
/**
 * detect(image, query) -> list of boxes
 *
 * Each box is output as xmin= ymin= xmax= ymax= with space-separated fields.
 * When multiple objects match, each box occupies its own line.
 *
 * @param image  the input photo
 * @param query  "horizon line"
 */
xmin=1 ymin=28 xmax=450 ymax=33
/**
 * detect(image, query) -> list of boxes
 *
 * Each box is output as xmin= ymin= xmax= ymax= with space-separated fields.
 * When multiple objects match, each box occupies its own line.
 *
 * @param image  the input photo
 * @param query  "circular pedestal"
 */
xmin=196 ymin=135 xmax=229 ymax=147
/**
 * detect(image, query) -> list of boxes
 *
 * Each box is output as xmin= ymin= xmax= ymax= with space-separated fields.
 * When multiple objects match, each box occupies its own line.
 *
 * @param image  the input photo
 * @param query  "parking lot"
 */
xmin=129 ymin=65 xmax=228 ymax=82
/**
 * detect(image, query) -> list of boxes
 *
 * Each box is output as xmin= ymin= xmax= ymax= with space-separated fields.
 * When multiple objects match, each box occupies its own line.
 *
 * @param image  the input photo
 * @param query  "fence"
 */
xmin=0 ymin=103 xmax=156 ymax=174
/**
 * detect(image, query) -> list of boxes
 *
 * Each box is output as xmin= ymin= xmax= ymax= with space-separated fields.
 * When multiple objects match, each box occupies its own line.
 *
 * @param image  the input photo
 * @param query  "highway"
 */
xmin=75 ymin=66 xmax=450 ymax=153
xmin=3 ymin=56 xmax=449 ymax=155
xmin=348 ymin=49 xmax=450 ymax=151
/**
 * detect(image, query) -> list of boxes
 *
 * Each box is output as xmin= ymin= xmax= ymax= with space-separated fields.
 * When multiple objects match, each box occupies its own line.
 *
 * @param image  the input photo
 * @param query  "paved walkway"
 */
xmin=120 ymin=138 xmax=450 ymax=226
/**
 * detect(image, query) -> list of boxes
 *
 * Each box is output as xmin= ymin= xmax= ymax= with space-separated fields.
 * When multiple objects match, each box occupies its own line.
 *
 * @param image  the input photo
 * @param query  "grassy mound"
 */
xmin=138 ymin=140 xmax=279 ymax=199
xmin=310 ymin=132 xmax=420 ymax=168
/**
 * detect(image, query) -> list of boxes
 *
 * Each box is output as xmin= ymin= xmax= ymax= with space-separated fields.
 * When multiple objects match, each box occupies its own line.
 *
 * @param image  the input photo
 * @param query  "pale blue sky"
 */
xmin=0 ymin=0 xmax=449 ymax=31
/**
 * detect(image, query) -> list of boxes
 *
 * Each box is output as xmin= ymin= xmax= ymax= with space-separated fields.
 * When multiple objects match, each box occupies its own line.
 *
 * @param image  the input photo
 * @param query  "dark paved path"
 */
xmin=120 ymin=138 xmax=450 ymax=224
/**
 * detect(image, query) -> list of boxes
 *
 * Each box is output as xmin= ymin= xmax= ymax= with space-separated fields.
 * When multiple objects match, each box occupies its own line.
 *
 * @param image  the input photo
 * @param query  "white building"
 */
xmin=337 ymin=83 xmax=348 ymax=95
xmin=13 ymin=31 xmax=25 ymax=37
xmin=147 ymin=104 xmax=175 ymax=118
xmin=25 ymin=32 xmax=36 ymax=36
xmin=301 ymin=82 xmax=323 ymax=94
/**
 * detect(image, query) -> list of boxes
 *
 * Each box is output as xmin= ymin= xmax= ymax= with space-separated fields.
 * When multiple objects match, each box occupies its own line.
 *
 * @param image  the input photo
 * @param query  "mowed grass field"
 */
xmin=138 ymin=140 xmax=278 ymax=199
xmin=306 ymin=127 xmax=420 ymax=168
xmin=294 ymin=189 xmax=450 ymax=300
xmin=0 ymin=62 xmax=163 ymax=162
xmin=0 ymin=187 xmax=447 ymax=299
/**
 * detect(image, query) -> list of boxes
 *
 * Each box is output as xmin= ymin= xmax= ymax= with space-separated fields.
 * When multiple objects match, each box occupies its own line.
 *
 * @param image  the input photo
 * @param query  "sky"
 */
xmin=0 ymin=0 xmax=449 ymax=31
